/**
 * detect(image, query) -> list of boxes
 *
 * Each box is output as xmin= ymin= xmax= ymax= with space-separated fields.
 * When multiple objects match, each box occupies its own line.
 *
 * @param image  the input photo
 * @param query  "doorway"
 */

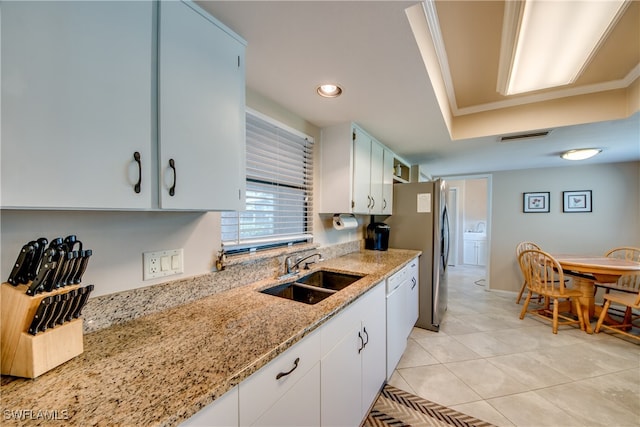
xmin=443 ymin=174 xmax=491 ymax=288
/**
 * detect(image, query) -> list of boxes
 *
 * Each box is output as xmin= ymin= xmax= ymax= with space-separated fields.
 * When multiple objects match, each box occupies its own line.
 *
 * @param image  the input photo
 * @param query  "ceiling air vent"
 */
xmin=499 ymin=130 xmax=551 ymax=142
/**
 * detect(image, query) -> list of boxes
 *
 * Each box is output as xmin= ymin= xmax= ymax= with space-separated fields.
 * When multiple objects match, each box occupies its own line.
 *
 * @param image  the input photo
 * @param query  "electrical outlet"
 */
xmin=143 ymin=249 xmax=183 ymax=280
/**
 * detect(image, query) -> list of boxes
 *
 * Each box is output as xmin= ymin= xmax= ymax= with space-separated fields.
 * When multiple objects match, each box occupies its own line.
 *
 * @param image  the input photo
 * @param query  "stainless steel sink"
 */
xmin=260 ymin=270 xmax=364 ymax=305
xmin=296 ymin=270 xmax=363 ymax=291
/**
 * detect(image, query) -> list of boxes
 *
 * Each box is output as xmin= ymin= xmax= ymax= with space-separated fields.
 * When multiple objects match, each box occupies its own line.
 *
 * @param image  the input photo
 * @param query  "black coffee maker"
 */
xmin=365 ymin=222 xmax=390 ymax=251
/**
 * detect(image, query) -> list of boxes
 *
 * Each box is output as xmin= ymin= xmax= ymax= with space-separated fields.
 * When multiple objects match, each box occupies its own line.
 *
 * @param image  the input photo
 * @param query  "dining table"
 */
xmin=553 ymin=254 xmax=640 ymax=333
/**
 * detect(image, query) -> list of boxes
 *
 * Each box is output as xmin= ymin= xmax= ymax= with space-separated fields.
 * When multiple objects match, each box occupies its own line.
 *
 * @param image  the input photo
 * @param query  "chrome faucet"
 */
xmin=284 ymin=253 xmax=324 ymax=275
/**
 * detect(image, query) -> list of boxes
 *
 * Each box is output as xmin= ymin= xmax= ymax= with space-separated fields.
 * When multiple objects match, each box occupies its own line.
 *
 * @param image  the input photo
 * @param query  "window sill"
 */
xmin=222 ymin=242 xmax=320 ymax=269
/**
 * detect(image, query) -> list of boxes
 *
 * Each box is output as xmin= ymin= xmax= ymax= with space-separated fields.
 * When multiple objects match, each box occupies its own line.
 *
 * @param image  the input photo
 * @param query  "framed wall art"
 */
xmin=563 ymin=190 xmax=592 ymax=212
xmin=523 ymin=192 xmax=550 ymax=213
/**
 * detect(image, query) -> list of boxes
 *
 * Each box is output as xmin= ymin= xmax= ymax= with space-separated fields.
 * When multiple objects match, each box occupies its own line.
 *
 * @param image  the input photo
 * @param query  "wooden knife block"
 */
xmin=1 ymin=282 xmax=83 ymax=378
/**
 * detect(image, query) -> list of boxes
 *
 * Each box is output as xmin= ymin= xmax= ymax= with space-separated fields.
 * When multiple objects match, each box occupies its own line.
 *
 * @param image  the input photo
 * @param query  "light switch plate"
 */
xmin=143 ymin=249 xmax=183 ymax=280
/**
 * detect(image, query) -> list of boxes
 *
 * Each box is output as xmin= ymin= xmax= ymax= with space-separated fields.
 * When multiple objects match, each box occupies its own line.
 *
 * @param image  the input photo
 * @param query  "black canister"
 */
xmin=365 ymin=223 xmax=390 ymax=251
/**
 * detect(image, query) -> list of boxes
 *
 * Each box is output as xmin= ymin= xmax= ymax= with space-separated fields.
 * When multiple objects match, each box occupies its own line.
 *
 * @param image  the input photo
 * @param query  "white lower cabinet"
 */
xmin=321 ymin=282 xmax=386 ymax=426
xmin=406 ymin=258 xmax=420 ymax=334
xmin=239 ymin=330 xmax=321 ymax=426
xmin=463 ymin=237 xmax=487 ymax=266
xmin=183 ymin=282 xmax=389 ymax=427
xmin=180 ymin=386 xmax=238 ymax=427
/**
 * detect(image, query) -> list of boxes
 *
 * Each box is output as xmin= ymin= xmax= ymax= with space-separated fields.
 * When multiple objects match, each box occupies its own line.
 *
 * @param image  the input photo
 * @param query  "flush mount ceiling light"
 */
xmin=498 ymin=0 xmax=630 ymax=95
xmin=316 ymin=84 xmax=343 ymax=98
xmin=561 ymin=148 xmax=602 ymax=161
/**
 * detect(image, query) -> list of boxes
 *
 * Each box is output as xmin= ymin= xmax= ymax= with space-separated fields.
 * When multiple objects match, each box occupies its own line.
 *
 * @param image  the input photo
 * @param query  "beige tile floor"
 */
xmin=388 ymin=265 xmax=640 ymax=427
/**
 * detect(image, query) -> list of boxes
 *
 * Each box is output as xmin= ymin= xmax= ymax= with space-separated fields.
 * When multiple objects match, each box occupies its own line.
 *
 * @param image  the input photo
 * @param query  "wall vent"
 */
xmin=499 ymin=130 xmax=551 ymax=142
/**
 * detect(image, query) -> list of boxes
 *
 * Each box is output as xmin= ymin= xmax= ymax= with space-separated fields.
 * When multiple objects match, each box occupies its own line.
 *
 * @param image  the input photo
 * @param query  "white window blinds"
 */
xmin=221 ymin=111 xmax=314 ymax=251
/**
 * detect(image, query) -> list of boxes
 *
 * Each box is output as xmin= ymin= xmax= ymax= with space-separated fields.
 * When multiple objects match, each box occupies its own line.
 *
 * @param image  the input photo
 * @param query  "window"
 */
xmin=221 ymin=110 xmax=314 ymax=252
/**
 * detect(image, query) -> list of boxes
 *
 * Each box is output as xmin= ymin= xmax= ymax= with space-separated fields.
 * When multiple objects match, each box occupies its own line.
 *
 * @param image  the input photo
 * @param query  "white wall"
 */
xmin=489 ymin=161 xmax=640 ymax=292
xmin=0 ymin=89 xmax=362 ymax=297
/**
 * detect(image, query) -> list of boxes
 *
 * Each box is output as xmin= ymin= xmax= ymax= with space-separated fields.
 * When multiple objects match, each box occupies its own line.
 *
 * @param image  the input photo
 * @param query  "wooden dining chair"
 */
xmin=593 ymin=247 xmax=640 ymax=324
xmin=518 ymin=249 xmax=585 ymax=334
xmin=515 ymin=241 xmax=540 ymax=304
xmin=594 ymin=288 xmax=640 ymax=341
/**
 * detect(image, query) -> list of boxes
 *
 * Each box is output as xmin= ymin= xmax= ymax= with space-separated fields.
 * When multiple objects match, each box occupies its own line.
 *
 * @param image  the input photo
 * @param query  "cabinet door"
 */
xmin=252 ymin=363 xmax=320 ymax=427
xmin=180 ymin=386 xmax=238 ymax=427
xmin=369 ymin=141 xmax=384 ymax=214
xmin=463 ymin=240 xmax=475 ymax=265
xmin=352 ymin=127 xmax=372 ymax=214
xmin=321 ymin=325 xmax=362 ymax=427
xmin=477 ymin=241 xmax=487 ymax=266
xmin=159 ymin=1 xmax=245 ymax=210
xmin=382 ymin=148 xmax=394 ymax=215
xmin=1 ymin=1 xmax=153 ymax=209
xmin=239 ymin=331 xmax=320 ymax=426
xmin=360 ymin=283 xmax=387 ymax=417
xmin=407 ymin=258 xmax=420 ymax=333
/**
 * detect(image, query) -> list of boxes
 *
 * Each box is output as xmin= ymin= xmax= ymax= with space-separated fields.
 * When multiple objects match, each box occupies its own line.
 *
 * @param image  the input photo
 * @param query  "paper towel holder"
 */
xmin=333 ymin=214 xmax=358 ymax=230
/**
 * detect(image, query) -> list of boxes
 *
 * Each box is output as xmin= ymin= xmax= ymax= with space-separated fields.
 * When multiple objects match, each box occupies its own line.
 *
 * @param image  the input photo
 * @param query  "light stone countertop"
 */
xmin=0 ymin=249 xmax=420 ymax=426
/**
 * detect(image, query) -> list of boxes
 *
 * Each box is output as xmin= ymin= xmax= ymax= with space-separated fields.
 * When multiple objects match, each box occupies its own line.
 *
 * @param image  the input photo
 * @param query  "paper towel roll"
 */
xmin=333 ymin=214 xmax=358 ymax=230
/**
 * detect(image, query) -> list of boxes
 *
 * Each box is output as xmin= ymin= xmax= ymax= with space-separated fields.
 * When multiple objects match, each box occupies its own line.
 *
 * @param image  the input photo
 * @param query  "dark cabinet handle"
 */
xmin=358 ymin=331 xmax=364 ymax=354
xmin=371 ymin=197 xmax=375 ymax=208
xmin=133 ymin=152 xmax=141 ymax=194
xmin=276 ymin=357 xmax=299 ymax=380
xmin=168 ymin=159 xmax=176 ymax=197
xmin=411 ymin=277 xmax=417 ymax=290
xmin=383 ymin=199 xmax=387 ymax=210
xmin=362 ymin=327 xmax=369 ymax=348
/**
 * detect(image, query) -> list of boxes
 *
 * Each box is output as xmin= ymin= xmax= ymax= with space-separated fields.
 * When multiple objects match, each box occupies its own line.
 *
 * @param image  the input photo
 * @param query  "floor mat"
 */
xmin=363 ymin=384 xmax=496 ymax=427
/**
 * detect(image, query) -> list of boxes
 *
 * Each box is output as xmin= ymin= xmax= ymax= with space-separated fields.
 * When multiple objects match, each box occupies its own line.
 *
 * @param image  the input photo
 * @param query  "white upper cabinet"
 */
xmin=352 ymin=126 xmax=373 ymax=214
xmin=320 ymin=122 xmax=395 ymax=215
xmin=1 ymin=0 xmax=246 ymax=211
xmin=1 ymin=1 xmax=154 ymax=209
xmin=158 ymin=1 xmax=245 ymax=211
xmin=382 ymin=148 xmax=394 ymax=214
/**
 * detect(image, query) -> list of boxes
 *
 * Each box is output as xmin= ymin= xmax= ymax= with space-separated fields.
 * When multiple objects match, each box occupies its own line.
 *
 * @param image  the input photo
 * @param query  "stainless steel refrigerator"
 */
xmin=385 ymin=179 xmax=449 ymax=331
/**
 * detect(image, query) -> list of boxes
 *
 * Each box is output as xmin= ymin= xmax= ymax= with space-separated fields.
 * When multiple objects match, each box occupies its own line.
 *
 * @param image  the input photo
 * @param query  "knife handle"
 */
xmin=59 ymin=251 xmax=79 ymax=286
xmin=26 ymin=237 xmax=49 ymax=281
xmin=65 ymin=289 xmax=83 ymax=322
xmin=72 ymin=249 xmax=92 ymax=284
xmin=64 ymin=235 xmax=82 ymax=252
xmin=28 ymin=296 xmax=53 ymax=335
xmin=7 ymin=244 xmax=34 ymax=285
xmin=39 ymin=294 xmax=62 ymax=332
xmin=48 ymin=237 xmax=64 ymax=249
xmin=48 ymin=292 xmax=71 ymax=329
xmin=26 ymin=260 xmax=57 ymax=296
xmin=58 ymin=289 xmax=79 ymax=325
xmin=46 ymin=249 xmax=67 ymax=291
xmin=72 ymin=284 xmax=94 ymax=319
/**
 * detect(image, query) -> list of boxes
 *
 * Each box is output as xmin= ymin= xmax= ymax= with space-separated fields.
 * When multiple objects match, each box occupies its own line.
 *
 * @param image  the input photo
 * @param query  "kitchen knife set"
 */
xmin=27 ymin=284 xmax=94 ymax=335
xmin=6 ymin=235 xmax=94 ymax=336
xmin=7 ymin=235 xmax=92 ymax=295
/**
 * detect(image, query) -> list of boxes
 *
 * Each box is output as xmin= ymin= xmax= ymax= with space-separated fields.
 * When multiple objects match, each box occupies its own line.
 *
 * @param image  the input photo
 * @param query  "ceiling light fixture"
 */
xmin=316 ymin=84 xmax=343 ymax=98
xmin=560 ymin=148 xmax=602 ymax=161
xmin=498 ymin=0 xmax=630 ymax=95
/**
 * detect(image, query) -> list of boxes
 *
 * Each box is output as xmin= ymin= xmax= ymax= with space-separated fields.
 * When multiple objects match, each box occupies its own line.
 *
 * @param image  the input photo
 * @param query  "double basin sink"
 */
xmin=260 ymin=270 xmax=364 ymax=305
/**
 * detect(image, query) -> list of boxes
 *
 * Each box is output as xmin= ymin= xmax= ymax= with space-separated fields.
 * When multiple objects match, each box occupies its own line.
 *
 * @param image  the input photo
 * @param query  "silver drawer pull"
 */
xmin=276 ymin=357 xmax=299 ymax=380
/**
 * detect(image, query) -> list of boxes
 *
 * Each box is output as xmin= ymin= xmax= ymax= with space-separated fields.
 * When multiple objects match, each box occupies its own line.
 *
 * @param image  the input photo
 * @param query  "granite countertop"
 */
xmin=1 ymin=249 xmax=420 ymax=426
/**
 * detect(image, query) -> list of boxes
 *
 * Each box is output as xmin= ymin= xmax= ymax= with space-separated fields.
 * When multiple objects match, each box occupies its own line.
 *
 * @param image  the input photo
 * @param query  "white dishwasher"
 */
xmin=386 ymin=267 xmax=408 ymax=380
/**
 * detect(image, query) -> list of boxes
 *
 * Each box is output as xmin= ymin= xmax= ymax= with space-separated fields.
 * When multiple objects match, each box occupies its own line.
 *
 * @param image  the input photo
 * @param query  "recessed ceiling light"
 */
xmin=316 ymin=84 xmax=343 ymax=98
xmin=561 ymin=148 xmax=602 ymax=161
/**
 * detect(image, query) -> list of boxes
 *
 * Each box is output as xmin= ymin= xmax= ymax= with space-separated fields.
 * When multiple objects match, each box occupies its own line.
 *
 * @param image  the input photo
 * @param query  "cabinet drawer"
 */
xmin=239 ymin=329 xmax=320 ymax=426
